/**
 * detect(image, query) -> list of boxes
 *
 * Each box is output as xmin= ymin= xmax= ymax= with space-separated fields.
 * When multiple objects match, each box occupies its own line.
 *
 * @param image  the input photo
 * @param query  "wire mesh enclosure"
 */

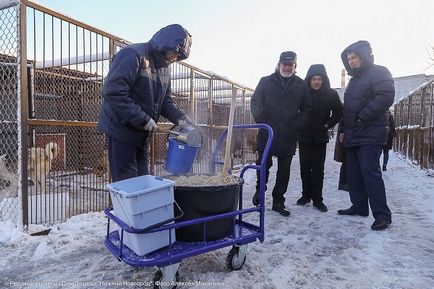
xmin=393 ymin=79 xmax=434 ymax=170
xmin=0 ymin=1 xmax=257 ymax=227
xmin=0 ymin=2 xmax=20 ymax=225
xmin=152 ymin=71 xmax=257 ymax=176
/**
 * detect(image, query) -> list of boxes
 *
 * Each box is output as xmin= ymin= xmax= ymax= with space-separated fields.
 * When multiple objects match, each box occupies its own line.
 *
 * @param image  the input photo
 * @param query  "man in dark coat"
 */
xmin=337 ymin=40 xmax=395 ymax=230
xmin=97 ymin=24 xmax=193 ymax=181
xmin=251 ymin=51 xmax=312 ymax=216
xmin=297 ymin=64 xmax=343 ymax=212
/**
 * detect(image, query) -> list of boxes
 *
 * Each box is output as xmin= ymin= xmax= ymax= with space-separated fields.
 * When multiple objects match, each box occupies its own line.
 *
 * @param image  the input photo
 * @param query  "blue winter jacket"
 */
xmin=341 ymin=40 xmax=395 ymax=147
xmin=97 ymin=24 xmax=191 ymax=147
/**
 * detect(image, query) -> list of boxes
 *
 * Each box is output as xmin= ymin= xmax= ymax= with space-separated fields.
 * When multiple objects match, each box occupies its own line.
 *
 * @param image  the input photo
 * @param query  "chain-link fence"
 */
xmin=0 ymin=1 xmax=257 ymax=227
xmin=0 ymin=2 xmax=20 ymax=226
xmin=393 ymin=79 xmax=434 ymax=170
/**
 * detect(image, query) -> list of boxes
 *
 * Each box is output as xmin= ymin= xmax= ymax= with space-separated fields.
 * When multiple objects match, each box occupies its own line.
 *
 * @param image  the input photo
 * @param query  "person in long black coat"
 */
xmin=381 ymin=111 xmax=396 ymax=171
xmin=337 ymin=40 xmax=395 ymax=231
xmin=250 ymin=51 xmax=312 ymax=216
xmin=97 ymin=24 xmax=193 ymax=181
xmin=297 ymin=64 xmax=343 ymax=212
xmin=333 ymin=120 xmax=349 ymax=191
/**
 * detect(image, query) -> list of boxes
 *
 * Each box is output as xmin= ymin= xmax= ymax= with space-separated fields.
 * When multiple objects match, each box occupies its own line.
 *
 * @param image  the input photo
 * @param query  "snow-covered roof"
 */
xmin=394 ymin=74 xmax=434 ymax=103
xmin=0 ymin=0 xmax=19 ymax=10
xmin=333 ymin=73 xmax=434 ymax=104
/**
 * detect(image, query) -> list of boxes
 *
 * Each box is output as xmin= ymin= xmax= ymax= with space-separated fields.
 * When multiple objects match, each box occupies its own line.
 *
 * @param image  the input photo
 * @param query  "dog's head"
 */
xmin=45 ymin=142 xmax=59 ymax=161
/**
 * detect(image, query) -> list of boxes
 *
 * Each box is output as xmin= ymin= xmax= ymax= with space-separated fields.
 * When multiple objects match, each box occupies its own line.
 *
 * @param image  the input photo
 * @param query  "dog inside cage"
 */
xmin=0 ymin=154 xmax=18 ymax=199
xmin=28 ymin=142 xmax=58 ymax=194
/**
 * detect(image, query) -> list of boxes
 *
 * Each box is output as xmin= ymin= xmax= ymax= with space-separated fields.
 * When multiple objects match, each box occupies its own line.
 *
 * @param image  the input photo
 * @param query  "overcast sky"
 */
xmin=35 ymin=0 xmax=434 ymax=89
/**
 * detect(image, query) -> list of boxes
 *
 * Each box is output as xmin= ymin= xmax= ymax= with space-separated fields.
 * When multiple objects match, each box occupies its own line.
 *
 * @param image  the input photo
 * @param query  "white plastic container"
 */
xmin=107 ymin=175 xmax=176 ymax=256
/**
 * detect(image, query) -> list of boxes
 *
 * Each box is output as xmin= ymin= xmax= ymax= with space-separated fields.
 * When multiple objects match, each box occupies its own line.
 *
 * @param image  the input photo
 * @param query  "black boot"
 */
xmin=313 ymin=201 xmax=328 ymax=212
xmin=371 ymin=219 xmax=391 ymax=230
xmin=272 ymin=202 xmax=290 ymax=216
xmin=252 ymin=192 xmax=260 ymax=206
xmin=296 ymin=195 xmax=311 ymax=205
xmin=337 ymin=206 xmax=369 ymax=217
xmin=382 ymin=165 xmax=387 ymax=171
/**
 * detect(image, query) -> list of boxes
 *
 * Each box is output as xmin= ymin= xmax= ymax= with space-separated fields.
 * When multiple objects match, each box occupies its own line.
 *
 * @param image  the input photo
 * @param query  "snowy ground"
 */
xmin=1 ymin=141 xmax=434 ymax=289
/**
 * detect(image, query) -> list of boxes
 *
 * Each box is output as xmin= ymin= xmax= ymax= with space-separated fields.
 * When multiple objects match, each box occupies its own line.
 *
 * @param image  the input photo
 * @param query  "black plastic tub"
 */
xmin=173 ymin=178 xmax=241 ymax=242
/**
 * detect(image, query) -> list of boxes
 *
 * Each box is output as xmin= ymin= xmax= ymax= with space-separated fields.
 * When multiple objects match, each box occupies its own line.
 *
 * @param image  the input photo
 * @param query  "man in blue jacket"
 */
xmin=337 ymin=40 xmax=395 ymax=230
xmin=97 ymin=24 xmax=193 ymax=182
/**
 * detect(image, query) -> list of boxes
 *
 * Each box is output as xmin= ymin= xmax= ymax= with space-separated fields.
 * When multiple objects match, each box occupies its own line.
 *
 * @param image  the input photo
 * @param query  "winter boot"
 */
xmin=296 ymin=195 xmax=311 ymax=205
xmin=272 ymin=202 xmax=290 ymax=216
xmin=337 ymin=206 xmax=369 ymax=217
xmin=252 ymin=191 xmax=260 ymax=206
xmin=371 ymin=219 xmax=391 ymax=230
xmin=313 ymin=201 xmax=328 ymax=212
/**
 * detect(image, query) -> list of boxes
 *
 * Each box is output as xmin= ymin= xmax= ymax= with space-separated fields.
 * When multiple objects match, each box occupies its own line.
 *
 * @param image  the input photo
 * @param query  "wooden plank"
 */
xmin=221 ymin=86 xmax=237 ymax=176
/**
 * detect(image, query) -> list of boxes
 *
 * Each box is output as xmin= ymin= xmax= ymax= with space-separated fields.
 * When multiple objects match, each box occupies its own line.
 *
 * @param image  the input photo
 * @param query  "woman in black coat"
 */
xmin=296 ymin=64 xmax=343 ymax=212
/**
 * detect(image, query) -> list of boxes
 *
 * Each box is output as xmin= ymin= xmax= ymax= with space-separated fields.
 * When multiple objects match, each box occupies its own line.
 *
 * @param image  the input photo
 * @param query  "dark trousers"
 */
xmin=346 ymin=145 xmax=391 ymax=221
xmin=339 ymin=162 xmax=347 ymax=186
xmin=107 ymin=136 xmax=149 ymax=182
xmin=382 ymin=148 xmax=390 ymax=166
xmin=299 ymin=143 xmax=327 ymax=202
xmin=255 ymin=150 xmax=293 ymax=204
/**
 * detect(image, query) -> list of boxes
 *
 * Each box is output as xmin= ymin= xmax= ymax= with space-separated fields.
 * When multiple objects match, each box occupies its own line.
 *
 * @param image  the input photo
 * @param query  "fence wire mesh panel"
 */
xmin=21 ymin=3 xmax=127 ymax=225
xmin=152 ymin=62 xmax=256 ymax=176
xmin=0 ymin=4 xmax=20 ymax=225
xmin=394 ymin=80 xmax=434 ymax=170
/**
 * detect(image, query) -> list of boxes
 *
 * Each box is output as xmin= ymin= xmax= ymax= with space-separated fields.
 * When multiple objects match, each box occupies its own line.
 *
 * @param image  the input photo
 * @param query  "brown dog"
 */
xmin=28 ymin=142 xmax=58 ymax=194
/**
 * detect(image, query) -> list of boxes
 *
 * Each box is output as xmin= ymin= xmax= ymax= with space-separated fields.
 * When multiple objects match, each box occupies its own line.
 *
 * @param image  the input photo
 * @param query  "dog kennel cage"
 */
xmin=0 ymin=0 xmax=257 ymax=228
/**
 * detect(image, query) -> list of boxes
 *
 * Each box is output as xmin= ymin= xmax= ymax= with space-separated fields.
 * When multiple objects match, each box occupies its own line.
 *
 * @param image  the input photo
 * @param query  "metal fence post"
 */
xmin=19 ymin=0 xmax=29 ymax=228
xmin=189 ymin=68 xmax=195 ymax=120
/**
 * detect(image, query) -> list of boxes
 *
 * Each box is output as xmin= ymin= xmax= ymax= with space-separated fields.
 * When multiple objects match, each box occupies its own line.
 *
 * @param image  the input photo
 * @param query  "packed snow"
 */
xmin=1 ymin=141 xmax=433 ymax=289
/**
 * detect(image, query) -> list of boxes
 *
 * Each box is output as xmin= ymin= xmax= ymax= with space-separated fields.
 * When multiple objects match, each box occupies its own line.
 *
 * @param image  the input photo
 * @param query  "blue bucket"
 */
xmin=165 ymin=137 xmax=201 ymax=174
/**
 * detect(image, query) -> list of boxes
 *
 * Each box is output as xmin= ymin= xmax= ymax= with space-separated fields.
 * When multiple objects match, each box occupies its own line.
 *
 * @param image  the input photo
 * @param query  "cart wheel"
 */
xmin=226 ymin=246 xmax=246 ymax=271
xmin=153 ymin=269 xmax=180 ymax=289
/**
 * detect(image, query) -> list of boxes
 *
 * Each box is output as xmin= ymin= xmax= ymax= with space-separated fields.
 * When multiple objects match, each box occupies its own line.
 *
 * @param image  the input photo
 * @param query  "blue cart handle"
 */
xmin=104 ymin=200 xmax=184 ymax=234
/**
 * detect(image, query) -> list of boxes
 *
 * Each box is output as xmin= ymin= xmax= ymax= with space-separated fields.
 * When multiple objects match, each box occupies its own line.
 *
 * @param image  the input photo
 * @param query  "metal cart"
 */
xmin=104 ymin=124 xmax=273 ymax=289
